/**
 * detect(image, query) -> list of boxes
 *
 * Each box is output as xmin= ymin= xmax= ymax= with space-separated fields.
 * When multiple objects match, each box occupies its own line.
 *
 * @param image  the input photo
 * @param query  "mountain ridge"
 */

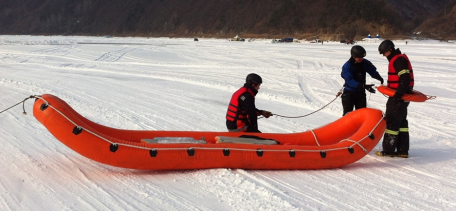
xmin=0 ymin=0 xmax=454 ymax=39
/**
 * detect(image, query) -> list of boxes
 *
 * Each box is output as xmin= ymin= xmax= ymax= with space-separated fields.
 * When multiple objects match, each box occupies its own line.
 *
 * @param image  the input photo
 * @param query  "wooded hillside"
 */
xmin=0 ymin=0 xmax=453 ymax=39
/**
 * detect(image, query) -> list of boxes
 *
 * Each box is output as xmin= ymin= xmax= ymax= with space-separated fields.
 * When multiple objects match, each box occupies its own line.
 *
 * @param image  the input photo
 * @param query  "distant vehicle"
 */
xmin=281 ymin=38 xmax=294 ymax=42
xmin=231 ymin=35 xmax=245 ymax=41
xmin=346 ymin=39 xmax=355 ymax=45
xmin=102 ymin=35 xmax=111 ymax=38
xmin=194 ymin=38 xmax=199 ymax=41
xmin=340 ymin=40 xmax=346 ymax=43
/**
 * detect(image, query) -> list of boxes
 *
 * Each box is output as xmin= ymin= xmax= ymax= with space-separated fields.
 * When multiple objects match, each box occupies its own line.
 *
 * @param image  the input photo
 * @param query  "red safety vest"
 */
xmin=387 ymin=54 xmax=414 ymax=89
xmin=226 ymin=87 xmax=255 ymax=128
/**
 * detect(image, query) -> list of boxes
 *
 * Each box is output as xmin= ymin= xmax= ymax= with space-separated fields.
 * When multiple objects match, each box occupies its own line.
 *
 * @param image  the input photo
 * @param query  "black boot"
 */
xmin=382 ymin=133 xmax=398 ymax=153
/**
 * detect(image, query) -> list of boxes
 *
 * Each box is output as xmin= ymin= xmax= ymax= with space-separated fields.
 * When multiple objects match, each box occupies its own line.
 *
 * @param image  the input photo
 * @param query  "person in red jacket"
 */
xmin=226 ymin=73 xmax=272 ymax=133
xmin=376 ymin=40 xmax=414 ymax=158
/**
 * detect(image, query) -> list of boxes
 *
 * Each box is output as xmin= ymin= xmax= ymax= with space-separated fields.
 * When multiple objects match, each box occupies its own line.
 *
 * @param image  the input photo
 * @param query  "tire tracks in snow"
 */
xmin=95 ymin=47 xmax=136 ymax=62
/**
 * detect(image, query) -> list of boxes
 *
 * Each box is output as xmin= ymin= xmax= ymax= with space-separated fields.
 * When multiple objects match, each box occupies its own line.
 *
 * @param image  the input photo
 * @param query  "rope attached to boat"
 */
xmin=0 ymin=95 xmax=36 ymax=115
xmin=270 ymin=90 xmax=341 ymax=119
xmin=21 ymin=95 xmax=384 ymax=157
xmin=310 ymin=130 xmax=320 ymax=146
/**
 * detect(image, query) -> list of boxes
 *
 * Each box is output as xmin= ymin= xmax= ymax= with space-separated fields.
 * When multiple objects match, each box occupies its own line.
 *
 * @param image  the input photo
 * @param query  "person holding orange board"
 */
xmin=376 ymin=40 xmax=414 ymax=158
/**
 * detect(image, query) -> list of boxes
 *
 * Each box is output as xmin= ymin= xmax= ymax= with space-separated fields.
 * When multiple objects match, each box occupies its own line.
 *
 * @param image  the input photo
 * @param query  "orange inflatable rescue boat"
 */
xmin=33 ymin=94 xmax=386 ymax=170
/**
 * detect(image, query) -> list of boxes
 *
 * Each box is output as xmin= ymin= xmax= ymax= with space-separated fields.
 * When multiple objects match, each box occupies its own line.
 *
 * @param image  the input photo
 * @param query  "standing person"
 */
xmin=341 ymin=45 xmax=384 ymax=116
xmin=226 ymin=73 xmax=272 ymax=133
xmin=376 ymin=40 xmax=414 ymax=158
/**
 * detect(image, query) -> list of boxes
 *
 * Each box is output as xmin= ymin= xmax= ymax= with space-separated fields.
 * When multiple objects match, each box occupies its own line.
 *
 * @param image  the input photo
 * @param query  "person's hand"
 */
xmin=374 ymin=74 xmax=384 ymax=84
xmin=262 ymin=110 xmax=273 ymax=118
xmin=365 ymin=84 xmax=376 ymax=93
xmin=378 ymin=77 xmax=384 ymax=84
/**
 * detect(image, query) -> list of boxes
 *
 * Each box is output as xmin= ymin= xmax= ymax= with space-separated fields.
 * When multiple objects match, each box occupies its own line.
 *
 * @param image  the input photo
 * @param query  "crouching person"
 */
xmin=226 ymin=73 xmax=272 ymax=133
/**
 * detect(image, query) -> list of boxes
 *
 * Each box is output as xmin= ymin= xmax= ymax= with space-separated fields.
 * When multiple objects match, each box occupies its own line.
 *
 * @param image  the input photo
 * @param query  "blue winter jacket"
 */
xmin=341 ymin=58 xmax=379 ymax=92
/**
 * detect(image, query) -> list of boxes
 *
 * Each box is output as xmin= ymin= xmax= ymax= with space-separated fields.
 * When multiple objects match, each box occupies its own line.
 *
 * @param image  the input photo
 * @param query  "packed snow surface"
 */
xmin=1 ymin=35 xmax=455 ymax=210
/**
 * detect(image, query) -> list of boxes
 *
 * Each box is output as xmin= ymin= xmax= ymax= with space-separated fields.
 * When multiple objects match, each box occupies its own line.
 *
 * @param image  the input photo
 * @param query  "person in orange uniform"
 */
xmin=226 ymin=73 xmax=272 ymax=133
xmin=376 ymin=40 xmax=414 ymax=158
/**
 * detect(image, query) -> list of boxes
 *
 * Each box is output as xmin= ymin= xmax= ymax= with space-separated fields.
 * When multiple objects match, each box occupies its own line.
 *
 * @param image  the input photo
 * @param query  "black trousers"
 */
xmin=341 ymin=90 xmax=366 ymax=116
xmin=382 ymin=98 xmax=410 ymax=153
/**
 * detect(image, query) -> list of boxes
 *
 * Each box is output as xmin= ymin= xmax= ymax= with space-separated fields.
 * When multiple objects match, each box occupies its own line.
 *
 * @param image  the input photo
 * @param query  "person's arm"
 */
xmin=256 ymin=108 xmax=262 ymax=116
xmin=364 ymin=60 xmax=384 ymax=84
xmin=392 ymin=57 xmax=411 ymax=98
xmin=241 ymin=94 xmax=261 ymax=132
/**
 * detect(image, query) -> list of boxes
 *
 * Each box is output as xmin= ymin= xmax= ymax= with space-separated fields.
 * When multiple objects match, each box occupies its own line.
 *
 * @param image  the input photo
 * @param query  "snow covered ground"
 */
xmin=1 ymin=35 xmax=455 ymax=210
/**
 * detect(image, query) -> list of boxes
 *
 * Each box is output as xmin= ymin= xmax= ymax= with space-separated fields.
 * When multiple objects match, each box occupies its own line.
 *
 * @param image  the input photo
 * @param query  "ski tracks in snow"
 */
xmin=2 ymin=36 xmax=456 ymax=210
xmin=94 ymin=47 xmax=135 ymax=62
xmin=361 ymin=155 xmax=456 ymax=209
xmin=295 ymin=59 xmax=343 ymax=116
xmin=181 ymin=169 xmax=299 ymax=210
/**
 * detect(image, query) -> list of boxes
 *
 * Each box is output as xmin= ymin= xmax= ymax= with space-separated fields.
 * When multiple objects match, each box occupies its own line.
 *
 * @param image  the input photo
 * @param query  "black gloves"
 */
xmin=262 ymin=110 xmax=273 ymax=118
xmin=364 ymin=84 xmax=376 ymax=93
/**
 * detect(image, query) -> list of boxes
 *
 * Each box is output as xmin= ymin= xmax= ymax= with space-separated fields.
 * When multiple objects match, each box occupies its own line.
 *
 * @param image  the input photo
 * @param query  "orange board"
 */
xmin=377 ymin=85 xmax=433 ymax=102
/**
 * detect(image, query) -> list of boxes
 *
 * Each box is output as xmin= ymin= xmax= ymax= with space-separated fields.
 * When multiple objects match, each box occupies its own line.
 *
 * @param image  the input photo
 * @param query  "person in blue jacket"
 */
xmin=341 ymin=45 xmax=384 ymax=116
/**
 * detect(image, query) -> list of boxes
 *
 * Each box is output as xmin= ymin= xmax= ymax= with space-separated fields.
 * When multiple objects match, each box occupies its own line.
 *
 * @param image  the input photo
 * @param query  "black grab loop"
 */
xmin=72 ymin=126 xmax=83 ymax=135
xmin=368 ymin=134 xmax=375 ymax=140
xmin=223 ymin=149 xmax=230 ymax=156
xmin=187 ymin=148 xmax=195 ymax=156
xmin=348 ymin=147 xmax=355 ymax=154
xmin=40 ymin=103 xmax=48 ymax=111
xmin=256 ymin=149 xmax=263 ymax=157
xmin=149 ymin=149 xmax=158 ymax=157
xmin=110 ymin=144 xmax=118 ymax=152
xmin=320 ymin=151 xmax=327 ymax=158
xmin=289 ymin=150 xmax=296 ymax=157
